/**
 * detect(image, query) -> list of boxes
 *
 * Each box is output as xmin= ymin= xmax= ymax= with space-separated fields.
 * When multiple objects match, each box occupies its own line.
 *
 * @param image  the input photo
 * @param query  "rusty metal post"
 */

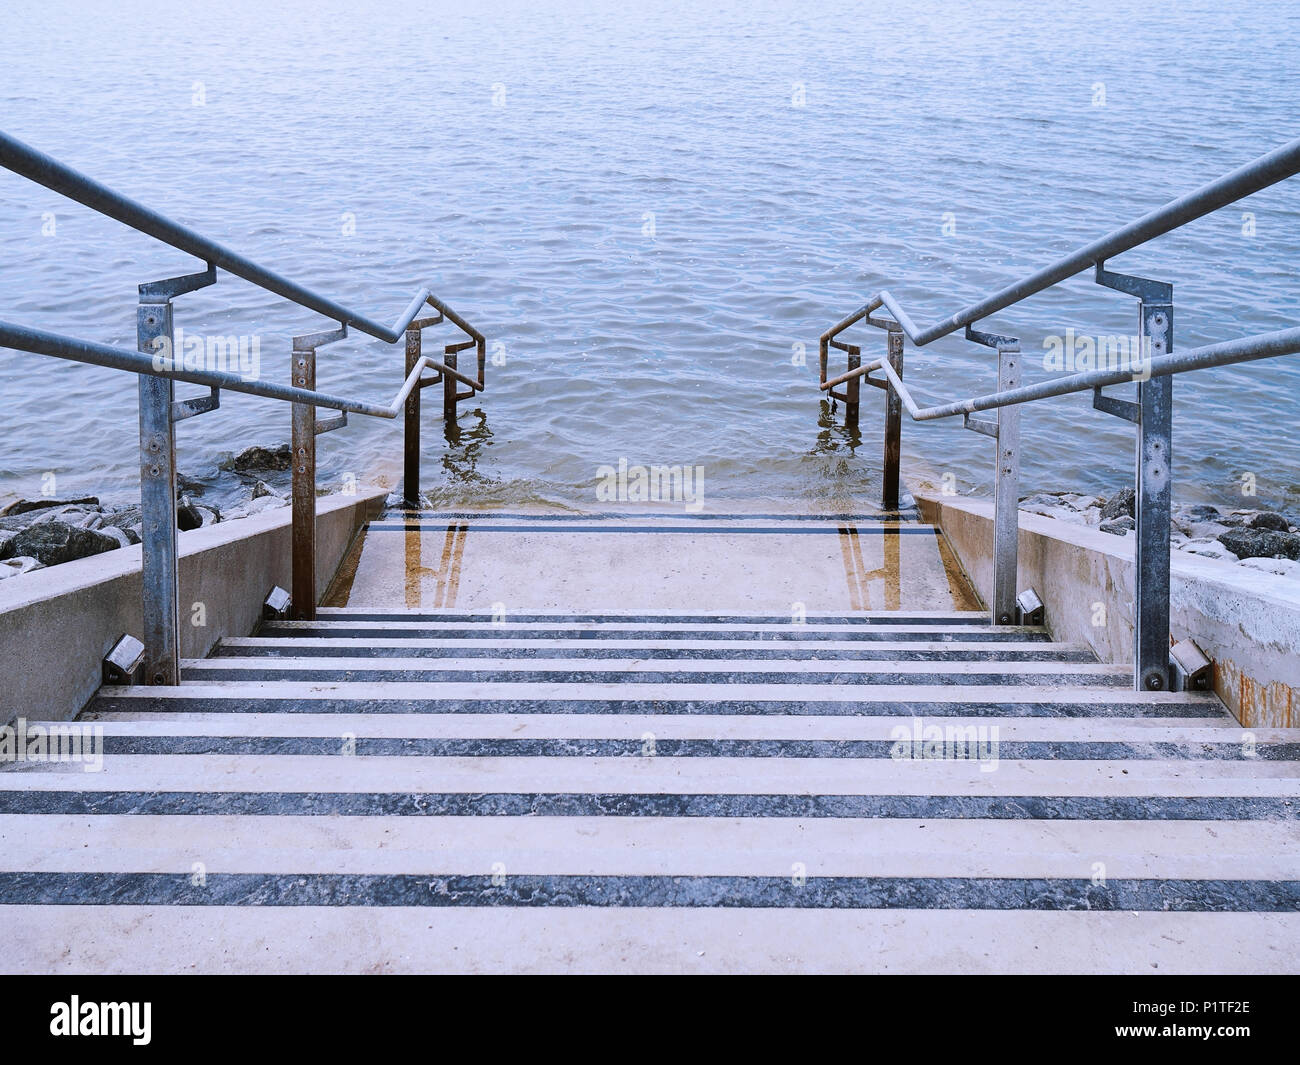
xmin=290 ymin=341 xmax=317 ymax=621
xmin=443 ymin=345 xmax=458 ymax=423
xmin=404 ymin=326 xmax=422 ymax=508
xmin=882 ymin=328 xmax=904 ymax=510
xmin=845 ymin=348 xmax=861 ymax=430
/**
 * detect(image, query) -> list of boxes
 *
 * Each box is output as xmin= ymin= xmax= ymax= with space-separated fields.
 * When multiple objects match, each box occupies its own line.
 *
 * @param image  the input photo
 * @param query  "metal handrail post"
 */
xmin=290 ymin=344 xmax=317 ymax=621
xmin=137 ymin=309 xmax=180 ymax=685
xmin=882 ymin=329 xmax=904 ymax=510
xmin=443 ymin=345 xmax=459 ymax=423
xmin=992 ymin=346 xmax=1022 ymax=625
xmin=1135 ymin=300 xmax=1175 ymax=691
xmin=136 ymin=266 xmax=216 ymax=684
xmin=404 ymin=326 xmax=422 ymax=508
xmin=1094 ymin=265 xmax=1175 ymax=690
xmin=289 ymin=326 xmax=347 ymax=621
xmin=845 ymin=349 xmax=861 ymax=430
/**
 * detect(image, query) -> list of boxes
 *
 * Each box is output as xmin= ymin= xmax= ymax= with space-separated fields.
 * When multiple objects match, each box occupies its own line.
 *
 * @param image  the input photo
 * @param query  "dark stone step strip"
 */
xmin=386 ymin=511 xmax=919 ymax=522
xmin=88 ymin=697 xmax=1229 ymax=719
xmin=367 ymin=524 xmax=941 ymax=537
xmin=181 ymin=667 xmax=1126 ymax=687
xmin=316 ymin=613 xmax=995 ymax=626
xmin=260 ymin=625 xmax=1051 ymax=643
xmin=0 ymin=872 xmax=1295 ymax=911
xmin=91 ymin=737 xmax=1299 ymax=760
xmin=0 ymin=791 xmax=1290 ymax=820
xmin=220 ymin=645 xmax=1091 ymax=663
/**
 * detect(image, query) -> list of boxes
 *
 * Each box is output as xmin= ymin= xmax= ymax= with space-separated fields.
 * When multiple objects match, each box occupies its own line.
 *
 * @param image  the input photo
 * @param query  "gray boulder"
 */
xmin=229 ymin=444 xmax=292 ymax=472
xmin=98 ymin=527 xmax=134 ymax=549
xmin=1100 ymin=488 xmax=1135 ymax=521
xmin=0 ymin=520 xmax=121 ymax=566
xmin=177 ymin=495 xmax=204 ymax=532
xmin=0 ymin=496 xmax=99 ymax=517
xmin=1245 ymin=511 xmax=1291 ymax=532
xmin=1217 ymin=527 xmax=1300 ymax=561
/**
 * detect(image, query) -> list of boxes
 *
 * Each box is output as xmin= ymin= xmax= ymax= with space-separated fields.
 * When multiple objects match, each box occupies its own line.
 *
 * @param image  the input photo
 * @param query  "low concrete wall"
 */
xmin=0 ymin=489 xmax=386 ymax=725
xmin=917 ymin=489 xmax=1300 ymax=728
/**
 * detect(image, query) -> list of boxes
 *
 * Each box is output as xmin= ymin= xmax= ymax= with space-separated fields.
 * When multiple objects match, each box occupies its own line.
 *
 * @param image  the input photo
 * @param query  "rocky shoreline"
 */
xmin=6 ymin=459 xmax=1300 ymax=585
xmin=1020 ymin=489 xmax=1300 ymax=580
xmin=0 ymin=444 xmax=302 ymax=580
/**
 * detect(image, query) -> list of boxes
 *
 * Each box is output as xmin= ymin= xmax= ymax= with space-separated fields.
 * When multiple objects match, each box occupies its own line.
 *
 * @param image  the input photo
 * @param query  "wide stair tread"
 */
xmin=3 ymin=611 xmax=1296 ymax=974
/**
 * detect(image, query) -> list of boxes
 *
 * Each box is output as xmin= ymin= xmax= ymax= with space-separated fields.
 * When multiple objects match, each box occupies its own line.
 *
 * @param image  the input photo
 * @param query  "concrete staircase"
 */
xmin=3 ymin=604 xmax=1298 ymax=973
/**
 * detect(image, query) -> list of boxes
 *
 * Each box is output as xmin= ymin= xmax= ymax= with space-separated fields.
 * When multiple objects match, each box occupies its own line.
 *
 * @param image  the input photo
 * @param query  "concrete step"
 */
xmin=218 ymin=637 xmax=1095 ymax=662
xmin=7 ymin=589 xmax=1296 ymax=974
xmin=327 ymin=515 xmax=980 ymax=613
xmin=6 ymin=815 xmax=1296 ymax=879
xmin=68 ymin=735 xmax=1300 ymax=760
xmin=75 ymin=712 xmax=1272 ymax=740
xmin=179 ymin=657 xmax=1130 ymax=686
xmin=88 ymin=682 xmax=1228 ymax=717
xmin=6 ymin=752 xmax=1297 ymax=794
xmin=5 ymin=907 xmax=1295 ymax=974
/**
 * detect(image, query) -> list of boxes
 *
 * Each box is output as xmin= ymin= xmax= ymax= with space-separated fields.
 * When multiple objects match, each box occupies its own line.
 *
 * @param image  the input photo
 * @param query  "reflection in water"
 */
xmin=796 ymin=398 xmax=877 ymax=513
xmin=403 ymin=522 xmax=467 ymax=609
xmin=439 ymin=407 xmax=493 ymax=485
xmin=837 ymin=526 xmax=902 ymax=611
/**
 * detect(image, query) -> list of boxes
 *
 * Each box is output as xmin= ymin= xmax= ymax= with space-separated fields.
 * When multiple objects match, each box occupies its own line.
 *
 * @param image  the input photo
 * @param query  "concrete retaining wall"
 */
xmin=917 ymin=489 xmax=1300 ymax=729
xmin=0 ymin=489 xmax=386 ymax=725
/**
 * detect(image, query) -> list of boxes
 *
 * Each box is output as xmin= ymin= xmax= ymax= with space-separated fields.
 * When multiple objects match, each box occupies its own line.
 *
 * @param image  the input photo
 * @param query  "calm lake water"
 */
xmin=2 ymin=0 xmax=1298 ymax=513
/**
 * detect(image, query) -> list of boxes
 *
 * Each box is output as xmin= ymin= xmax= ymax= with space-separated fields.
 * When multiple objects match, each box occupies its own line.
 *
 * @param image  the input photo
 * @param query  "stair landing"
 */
xmin=326 ymin=509 xmax=981 ymax=612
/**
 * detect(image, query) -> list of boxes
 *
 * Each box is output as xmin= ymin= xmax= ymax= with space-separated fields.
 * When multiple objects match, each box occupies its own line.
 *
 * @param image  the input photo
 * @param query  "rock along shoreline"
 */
xmin=1019 ymin=488 xmax=1300 ymax=581
xmin=0 ymin=443 xmax=327 ymax=580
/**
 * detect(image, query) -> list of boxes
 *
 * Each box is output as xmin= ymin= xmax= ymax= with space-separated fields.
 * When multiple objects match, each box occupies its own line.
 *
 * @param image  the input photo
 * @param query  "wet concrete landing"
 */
xmin=325 ymin=511 xmax=982 ymax=614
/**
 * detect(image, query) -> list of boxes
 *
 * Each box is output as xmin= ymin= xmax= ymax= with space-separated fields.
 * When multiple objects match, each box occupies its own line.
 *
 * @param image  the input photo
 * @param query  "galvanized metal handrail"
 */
xmin=822 ymin=136 xmax=1300 ymax=351
xmin=0 ymin=130 xmax=493 ymax=684
xmin=0 ymin=131 xmax=435 ymax=342
xmin=816 ymin=137 xmax=1300 ymax=694
xmin=852 ymin=325 xmax=1300 ymax=423
xmin=0 ymin=320 xmax=434 ymax=418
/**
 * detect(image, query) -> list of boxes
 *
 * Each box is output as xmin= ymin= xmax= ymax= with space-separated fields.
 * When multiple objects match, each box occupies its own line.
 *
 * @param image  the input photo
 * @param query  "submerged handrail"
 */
xmin=0 ymin=131 xmax=437 ymax=342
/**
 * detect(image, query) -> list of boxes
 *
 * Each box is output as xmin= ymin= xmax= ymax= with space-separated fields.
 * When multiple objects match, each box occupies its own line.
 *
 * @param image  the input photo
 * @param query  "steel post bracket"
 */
xmin=1092 ymin=386 xmax=1141 ymax=424
xmin=1096 ymin=262 xmax=1174 ymax=691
